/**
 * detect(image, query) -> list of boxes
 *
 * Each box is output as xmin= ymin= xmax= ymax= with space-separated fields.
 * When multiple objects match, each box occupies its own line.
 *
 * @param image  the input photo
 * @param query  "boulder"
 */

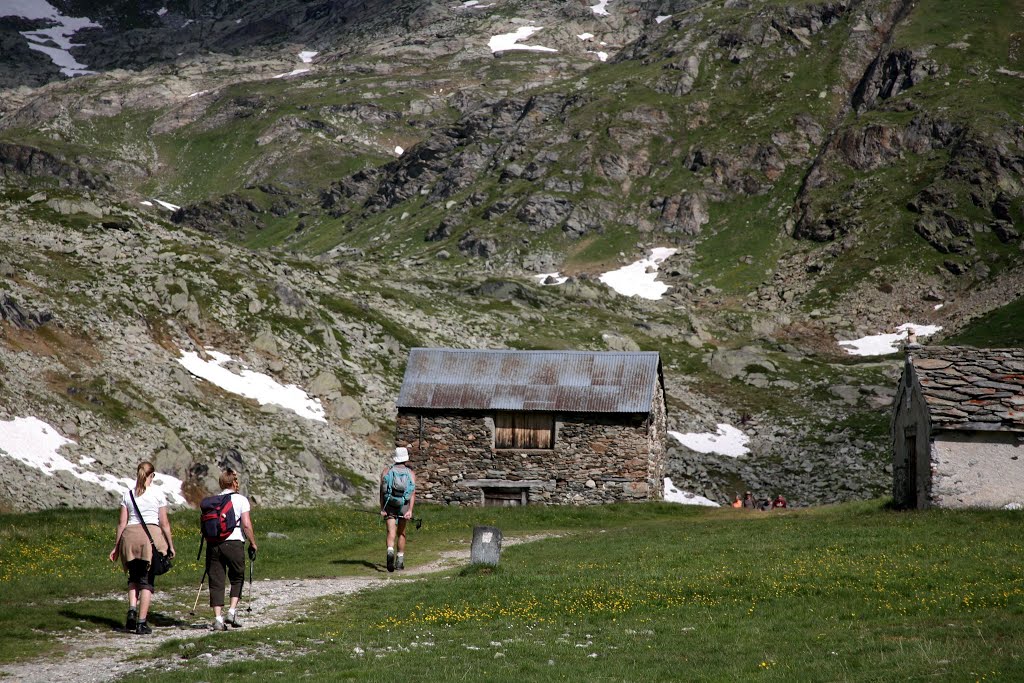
xmin=601 ymin=332 xmax=641 ymax=352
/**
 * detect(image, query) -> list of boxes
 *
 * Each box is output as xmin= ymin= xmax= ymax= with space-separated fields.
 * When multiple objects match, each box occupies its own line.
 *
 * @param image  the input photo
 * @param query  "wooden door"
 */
xmin=483 ymin=488 xmax=527 ymax=506
xmin=904 ymin=433 xmax=919 ymax=509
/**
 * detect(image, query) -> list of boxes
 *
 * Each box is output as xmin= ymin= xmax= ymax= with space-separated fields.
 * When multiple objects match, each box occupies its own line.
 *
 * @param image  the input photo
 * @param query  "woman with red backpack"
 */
xmin=204 ymin=468 xmax=258 ymax=631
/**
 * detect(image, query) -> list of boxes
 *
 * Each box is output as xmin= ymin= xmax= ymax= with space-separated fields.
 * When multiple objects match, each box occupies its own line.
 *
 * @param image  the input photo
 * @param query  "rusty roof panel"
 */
xmin=396 ymin=348 xmax=662 ymax=413
xmin=491 ymin=383 xmax=528 ymax=411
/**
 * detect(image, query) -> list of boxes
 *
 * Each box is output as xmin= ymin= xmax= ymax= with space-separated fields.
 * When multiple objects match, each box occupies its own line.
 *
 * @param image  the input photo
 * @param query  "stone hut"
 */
xmin=394 ymin=348 xmax=668 ymax=506
xmin=891 ymin=345 xmax=1024 ymax=509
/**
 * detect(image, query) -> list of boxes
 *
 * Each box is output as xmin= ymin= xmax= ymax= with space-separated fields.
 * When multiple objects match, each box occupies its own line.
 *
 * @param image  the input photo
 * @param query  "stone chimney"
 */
xmin=905 ymin=327 xmax=920 ymax=349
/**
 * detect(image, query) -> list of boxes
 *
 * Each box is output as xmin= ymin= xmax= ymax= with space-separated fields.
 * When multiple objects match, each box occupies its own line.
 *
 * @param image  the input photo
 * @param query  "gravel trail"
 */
xmin=0 ymin=542 xmax=505 ymax=683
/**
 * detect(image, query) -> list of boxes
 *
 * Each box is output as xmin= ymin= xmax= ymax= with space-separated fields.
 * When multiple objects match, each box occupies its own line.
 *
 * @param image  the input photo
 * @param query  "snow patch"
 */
xmin=273 ymin=68 xmax=311 ymax=79
xmin=0 ymin=416 xmax=185 ymax=503
xmin=153 ymin=199 xmax=180 ymax=211
xmin=298 ymin=50 xmax=318 ymax=63
xmin=488 ymin=26 xmax=557 ymax=53
xmin=395 ymin=145 xmax=405 ymax=156
xmin=577 ymin=32 xmax=594 ymax=41
xmin=656 ymin=15 xmax=672 ymax=24
xmin=534 ymin=272 xmax=568 ymax=286
xmin=5 ymin=0 xmax=102 ymax=77
xmin=177 ymin=350 xmax=326 ymax=422
xmin=838 ymin=323 xmax=942 ymax=356
xmin=598 ymin=247 xmax=676 ymax=300
xmin=669 ymin=424 xmax=750 ymax=457
xmin=664 ymin=478 xmax=720 ymax=506
xmin=591 ymin=0 xmax=611 ymax=16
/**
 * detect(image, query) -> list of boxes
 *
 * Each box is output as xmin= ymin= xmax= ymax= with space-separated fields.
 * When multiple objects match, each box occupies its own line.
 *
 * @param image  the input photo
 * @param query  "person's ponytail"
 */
xmin=135 ymin=461 xmax=155 ymax=497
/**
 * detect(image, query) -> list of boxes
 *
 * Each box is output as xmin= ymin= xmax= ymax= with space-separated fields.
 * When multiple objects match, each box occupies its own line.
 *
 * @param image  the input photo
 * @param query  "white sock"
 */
xmin=215 ymin=615 xmax=224 ymax=623
xmin=397 ymin=553 xmax=404 ymax=560
xmin=387 ymin=547 xmax=394 ymax=555
xmin=228 ymin=609 xmax=236 ymax=619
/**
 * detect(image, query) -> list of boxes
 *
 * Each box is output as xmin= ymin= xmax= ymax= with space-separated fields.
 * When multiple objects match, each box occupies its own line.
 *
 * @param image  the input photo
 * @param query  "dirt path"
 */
xmin=0 ymin=537 xmax=550 ymax=683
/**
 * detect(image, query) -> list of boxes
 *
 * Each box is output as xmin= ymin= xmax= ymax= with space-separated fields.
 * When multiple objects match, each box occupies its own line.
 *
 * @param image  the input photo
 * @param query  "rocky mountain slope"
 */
xmin=1 ymin=0 xmax=1022 ymax=510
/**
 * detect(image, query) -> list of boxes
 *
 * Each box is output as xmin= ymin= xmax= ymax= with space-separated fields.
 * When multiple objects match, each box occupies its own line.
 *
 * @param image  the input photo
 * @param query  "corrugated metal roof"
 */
xmin=910 ymin=346 xmax=1024 ymax=432
xmin=397 ymin=348 xmax=662 ymax=413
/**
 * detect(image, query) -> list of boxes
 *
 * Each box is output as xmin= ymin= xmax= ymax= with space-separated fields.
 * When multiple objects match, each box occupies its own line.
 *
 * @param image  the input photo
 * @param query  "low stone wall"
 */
xmin=396 ymin=409 xmax=663 ymax=505
xmin=930 ymin=431 xmax=1024 ymax=508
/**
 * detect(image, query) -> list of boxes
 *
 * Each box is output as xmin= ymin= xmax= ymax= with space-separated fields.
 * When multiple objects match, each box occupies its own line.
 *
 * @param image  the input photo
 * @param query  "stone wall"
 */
xmin=395 ymin=408 xmax=665 ymax=505
xmin=930 ymin=431 xmax=1024 ymax=508
xmin=647 ymin=380 xmax=667 ymax=499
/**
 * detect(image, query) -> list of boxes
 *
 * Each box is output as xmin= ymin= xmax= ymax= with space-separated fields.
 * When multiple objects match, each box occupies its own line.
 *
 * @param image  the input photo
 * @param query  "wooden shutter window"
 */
xmin=494 ymin=412 xmax=554 ymax=449
xmin=495 ymin=413 xmax=515 ymax=449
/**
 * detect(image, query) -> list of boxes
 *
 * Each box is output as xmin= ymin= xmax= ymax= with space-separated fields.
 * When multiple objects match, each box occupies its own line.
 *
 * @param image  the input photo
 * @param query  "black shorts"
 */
xmin=127 ymin=559 xmax=155 ymax=590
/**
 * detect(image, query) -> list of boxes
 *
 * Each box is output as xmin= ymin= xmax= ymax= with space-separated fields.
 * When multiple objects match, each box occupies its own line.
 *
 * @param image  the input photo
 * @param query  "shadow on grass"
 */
xmin=59 ymin=608 xmax=187 ymax=631
xmin=59 ymin=608 xmax=121 ymax=631
xmin=330 ymin=559 xmax=382 ymax=571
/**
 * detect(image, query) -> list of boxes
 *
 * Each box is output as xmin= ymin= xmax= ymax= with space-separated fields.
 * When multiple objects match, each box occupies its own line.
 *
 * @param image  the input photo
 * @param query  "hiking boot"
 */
xmin=396 ymin=555 xmax=405 ymax=571
xmin=226 ymin=612 xmax=243 ymax=628
xmin=135 ymin=621 xmax=152 ymax=635
xmin=125 ymin=608 xmax=137 ymax=633
xmin=212 ymin=619 xmax=227 ymax=632
xmin=386 ymin=550 xmax=395 ymax=573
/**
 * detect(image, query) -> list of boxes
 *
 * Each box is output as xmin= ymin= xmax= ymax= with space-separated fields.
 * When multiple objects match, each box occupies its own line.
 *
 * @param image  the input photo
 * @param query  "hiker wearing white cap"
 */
xmin=380 ymin=446 xmax=416 ymax=572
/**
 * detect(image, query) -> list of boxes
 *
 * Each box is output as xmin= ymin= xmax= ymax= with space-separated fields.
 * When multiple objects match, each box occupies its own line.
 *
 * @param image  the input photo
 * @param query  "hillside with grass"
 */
xmin=0 ymin=501 xmax=1022 ymax=680
xmin=1 ymin=0 xmax=1023 ymax=511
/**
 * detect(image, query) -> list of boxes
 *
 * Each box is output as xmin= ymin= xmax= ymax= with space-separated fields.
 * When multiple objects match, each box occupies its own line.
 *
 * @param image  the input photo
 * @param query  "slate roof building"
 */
xmin=891 ymin=345 xmax=1024 ymax=509
xmin=394 ymin=348 xmax=668 ymax=506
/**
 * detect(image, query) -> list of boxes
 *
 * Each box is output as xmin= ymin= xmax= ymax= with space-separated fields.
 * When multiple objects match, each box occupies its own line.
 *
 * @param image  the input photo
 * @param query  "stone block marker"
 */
xmin=470 ymin=525 xmax=502 ymax=566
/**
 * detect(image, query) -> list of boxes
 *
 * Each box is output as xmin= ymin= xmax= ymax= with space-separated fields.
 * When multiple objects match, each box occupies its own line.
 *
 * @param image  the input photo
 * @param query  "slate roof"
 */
xmin=396 ymin=348 xmax=663 ymax=413
xmin=910 ymin=346 xmax=1024 ymax=432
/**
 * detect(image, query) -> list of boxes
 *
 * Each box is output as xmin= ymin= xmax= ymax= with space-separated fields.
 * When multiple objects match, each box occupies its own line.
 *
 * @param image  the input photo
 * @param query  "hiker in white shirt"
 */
xmin=109 ymin=461 xmax=175 ymax=635
xmin=206 ymin=468 xmax=258 ymax=631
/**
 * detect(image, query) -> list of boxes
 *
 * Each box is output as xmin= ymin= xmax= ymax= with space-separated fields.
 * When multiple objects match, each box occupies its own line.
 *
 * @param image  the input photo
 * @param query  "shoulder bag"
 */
xmin=129 ymin=491 xmax=174 ymax=575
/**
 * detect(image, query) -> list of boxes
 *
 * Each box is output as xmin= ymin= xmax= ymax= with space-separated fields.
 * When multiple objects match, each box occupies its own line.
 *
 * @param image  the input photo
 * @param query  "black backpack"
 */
xmin=200 ymin=493 xmax=238 ymax=543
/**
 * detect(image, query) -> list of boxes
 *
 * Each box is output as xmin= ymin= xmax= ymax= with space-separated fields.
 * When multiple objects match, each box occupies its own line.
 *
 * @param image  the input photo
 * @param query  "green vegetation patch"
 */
xmin=124 ymin=501 xmax=1024 ymax=682
xmin=320 ymin=293 xmax=423 ymax=350
xmin=5 ymin=503 xmax=1023 ymax=680
xmin=946 ymin=296 xmax=1024 ymax=347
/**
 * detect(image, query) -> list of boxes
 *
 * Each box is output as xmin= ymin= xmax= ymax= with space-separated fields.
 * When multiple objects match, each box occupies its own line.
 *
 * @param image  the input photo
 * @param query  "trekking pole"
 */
xmin=188 ymin=568 xmax=208 ymax=616
xmin=246 ymin=545 xmax=256 ymax=613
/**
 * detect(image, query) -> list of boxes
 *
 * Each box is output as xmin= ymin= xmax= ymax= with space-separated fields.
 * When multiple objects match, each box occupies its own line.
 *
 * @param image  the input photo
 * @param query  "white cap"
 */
xmin=394 ymin=447 xmax=409 ymax=463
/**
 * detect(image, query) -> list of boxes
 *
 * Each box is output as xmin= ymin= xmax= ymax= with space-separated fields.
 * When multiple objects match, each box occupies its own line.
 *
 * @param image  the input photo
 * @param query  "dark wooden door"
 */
xmin=904 ymin=433 xmax=919 ymax=509
xmin=483 ymin=488 xmax=526 ymax=506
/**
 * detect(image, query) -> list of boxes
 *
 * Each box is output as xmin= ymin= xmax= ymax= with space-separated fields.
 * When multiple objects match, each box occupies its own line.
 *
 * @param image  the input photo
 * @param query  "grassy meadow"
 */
xmin=1 ymin=501 xmax=1022 ymax=681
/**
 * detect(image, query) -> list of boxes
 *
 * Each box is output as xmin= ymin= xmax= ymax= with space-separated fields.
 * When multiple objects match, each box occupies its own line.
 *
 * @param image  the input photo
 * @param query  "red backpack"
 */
xmin=200 ymin=493 xmax=238 ymax=544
